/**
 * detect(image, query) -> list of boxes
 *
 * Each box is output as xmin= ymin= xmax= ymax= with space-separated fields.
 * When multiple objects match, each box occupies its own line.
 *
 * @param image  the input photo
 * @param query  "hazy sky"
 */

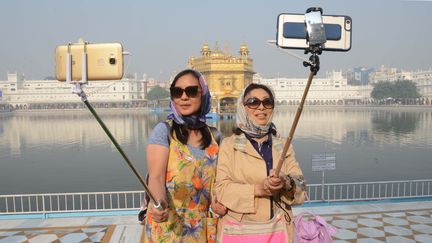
xmin=1 ymin=0 xmax=431 ymax=81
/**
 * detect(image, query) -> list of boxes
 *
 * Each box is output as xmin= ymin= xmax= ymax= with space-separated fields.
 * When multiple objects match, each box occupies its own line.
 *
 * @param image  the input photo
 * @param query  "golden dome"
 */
xmin=201 ymin=42 xmax=210 ymax=52
xmin=201 ymin=42 xmax=211 ymax=57
xmin=239 ymin=42 xmax=249 ymax=57
xmin=240 ymin=43 xmax=249 ymax=52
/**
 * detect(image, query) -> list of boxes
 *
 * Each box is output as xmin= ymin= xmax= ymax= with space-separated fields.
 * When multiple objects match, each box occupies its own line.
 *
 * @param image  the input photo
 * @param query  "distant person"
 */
xmin=143 ymin=69 xmax=227 ymax=242
xmin=214 ymin=83 xmax=305 ymax=242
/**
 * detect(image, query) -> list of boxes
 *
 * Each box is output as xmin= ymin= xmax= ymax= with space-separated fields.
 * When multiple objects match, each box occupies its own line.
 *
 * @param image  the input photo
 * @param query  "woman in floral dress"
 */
xmin=144 ymin=69 xmax=226 ymax=242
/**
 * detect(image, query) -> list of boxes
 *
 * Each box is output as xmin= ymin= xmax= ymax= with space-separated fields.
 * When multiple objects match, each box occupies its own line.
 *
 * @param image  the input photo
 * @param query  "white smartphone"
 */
xmin=277 ymin=13 xmax=352 ymax=51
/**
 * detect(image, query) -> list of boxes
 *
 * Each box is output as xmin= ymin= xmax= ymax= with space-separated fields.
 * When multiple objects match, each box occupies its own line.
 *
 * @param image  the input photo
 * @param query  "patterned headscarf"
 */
xmin=236 ymin=84 xmax=276 ymax=138
xmin=167 ymin=69 xmax=211 ymax=129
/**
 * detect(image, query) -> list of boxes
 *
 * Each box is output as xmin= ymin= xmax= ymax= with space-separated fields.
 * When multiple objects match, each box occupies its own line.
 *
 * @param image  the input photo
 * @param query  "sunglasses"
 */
xmin=244 ymin=97 xmax=274 ymax=109
xmin=170 ymin=86 xmax=201 ymax=99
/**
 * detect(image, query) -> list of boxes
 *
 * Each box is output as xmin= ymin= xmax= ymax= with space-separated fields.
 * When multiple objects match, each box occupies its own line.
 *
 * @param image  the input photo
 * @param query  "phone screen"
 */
xmin=283 ymin=23 xmax=341 ymax=41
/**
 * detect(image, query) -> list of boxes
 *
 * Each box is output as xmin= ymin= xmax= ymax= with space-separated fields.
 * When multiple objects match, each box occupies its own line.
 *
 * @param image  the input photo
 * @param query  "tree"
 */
xmin=146 ymin=85 xmax=170 ymax=100
xmin=371 ymin=81 xmax=394 ymax=100
xmin=393 ymin=80 xmax=420 ymax=99
xmin=371 ymin=80 xmax=420 ymax=100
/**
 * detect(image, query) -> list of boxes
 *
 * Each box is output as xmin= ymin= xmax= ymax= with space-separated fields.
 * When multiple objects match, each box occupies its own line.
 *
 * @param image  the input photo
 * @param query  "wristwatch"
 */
xmin=285 ymin=175 xmax=295 ymax=191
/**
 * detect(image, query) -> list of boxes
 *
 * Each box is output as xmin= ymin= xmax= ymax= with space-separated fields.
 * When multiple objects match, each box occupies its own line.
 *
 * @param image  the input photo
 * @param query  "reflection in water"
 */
xmin=274 ymin=107 xmax=374 ymax=146
xmin=1 ymin=108 xmax=430 ymax=155
xmin=0 ymin=107 xmax=431 ymax=194
xmin=372 ymin=111 xmax=419 ymax=134
xmin=343 ymin=129 xmax=373 ymax=147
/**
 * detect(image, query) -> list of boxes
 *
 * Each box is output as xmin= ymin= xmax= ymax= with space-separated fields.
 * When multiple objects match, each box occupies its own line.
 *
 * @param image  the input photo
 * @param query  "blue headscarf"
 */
xmin=167 ymin=69 xmax=211 ymax=129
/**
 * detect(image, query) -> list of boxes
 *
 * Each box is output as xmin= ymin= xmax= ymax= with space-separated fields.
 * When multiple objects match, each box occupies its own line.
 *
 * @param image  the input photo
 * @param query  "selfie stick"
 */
xmin=274 ymin=14 xmax=322 ymax=176
xmin=65 ymin=43 xmax=163 ymax=210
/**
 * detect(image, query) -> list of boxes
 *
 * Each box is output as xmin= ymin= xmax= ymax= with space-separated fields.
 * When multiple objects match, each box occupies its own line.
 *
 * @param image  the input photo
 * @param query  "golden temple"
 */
xmin=188 ymin=42 xmax=255 ymax=113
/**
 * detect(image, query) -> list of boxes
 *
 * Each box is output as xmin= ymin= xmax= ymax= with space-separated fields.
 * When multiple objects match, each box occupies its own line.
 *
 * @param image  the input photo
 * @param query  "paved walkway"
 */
xmin=0 ymin=200 xmax=431 ymax=242
xmin=295 ymin=200 xmax=432 ymax=243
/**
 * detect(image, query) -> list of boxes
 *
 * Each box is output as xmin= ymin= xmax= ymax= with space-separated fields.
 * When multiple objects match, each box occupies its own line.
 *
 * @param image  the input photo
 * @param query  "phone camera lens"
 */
xmin=345 ymin=19 xmax=351 ymax=30
xmin=109 ymin=57 xmax=116 ymax=65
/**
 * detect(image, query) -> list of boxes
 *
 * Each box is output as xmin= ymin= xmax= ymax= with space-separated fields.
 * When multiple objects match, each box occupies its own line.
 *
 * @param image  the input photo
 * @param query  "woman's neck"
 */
xmin=251 ymin=134 xmax=269 ymax=143
xmin=187 ymin=129 xmax=202 ymax=147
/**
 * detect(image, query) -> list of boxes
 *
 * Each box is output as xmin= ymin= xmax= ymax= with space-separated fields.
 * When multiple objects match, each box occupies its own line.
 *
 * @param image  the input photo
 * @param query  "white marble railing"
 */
xmin=1 ymin=179 xmax=431 ymax=214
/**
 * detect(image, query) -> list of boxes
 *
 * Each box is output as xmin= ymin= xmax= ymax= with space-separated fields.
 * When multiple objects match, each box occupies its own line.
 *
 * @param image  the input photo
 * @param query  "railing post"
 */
xmin=5 ymin=197 xmax=9 ymax=213
xmin=321 ymin=171 xmax=325 ymax=202
xmin=28 ymin=196 xmax=31 ymax=212
xmin=124 ymin=193 xmax=127 ymax=209
xmin=42 ymin=195 xmax=46 ymax=213
xmin=347 ymin=185 xmax=350 ymax=200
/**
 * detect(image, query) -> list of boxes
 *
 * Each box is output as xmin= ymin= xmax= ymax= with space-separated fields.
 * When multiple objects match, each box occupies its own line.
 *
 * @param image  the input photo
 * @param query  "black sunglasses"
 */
xmin=170 ymin=86 xmax=201 ymax=99
xmin=244 ymin=97 xmax=274 ymax=109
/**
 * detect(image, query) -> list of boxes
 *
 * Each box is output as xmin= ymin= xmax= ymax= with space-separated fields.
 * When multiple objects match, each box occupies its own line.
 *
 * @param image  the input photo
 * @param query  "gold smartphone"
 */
xmin=55 ymin=43 xmax=124 ymax=81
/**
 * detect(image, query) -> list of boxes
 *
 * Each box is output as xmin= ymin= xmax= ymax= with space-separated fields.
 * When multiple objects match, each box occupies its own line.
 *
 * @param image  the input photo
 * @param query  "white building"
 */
xmin=369 ymin=65 xmax=432 ymax=98
xmin=411 ymin=69 xmax=432 ymax=99
xmin=0 ymin=73 xmax=148 ymax=109
xmin=254 ymin=71 xmax=372 ymax=105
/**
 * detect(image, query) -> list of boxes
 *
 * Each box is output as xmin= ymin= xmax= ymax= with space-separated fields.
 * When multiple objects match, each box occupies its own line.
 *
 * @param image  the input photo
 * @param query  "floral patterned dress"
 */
xmin=144 ymin=128 xmax=219 ymax=243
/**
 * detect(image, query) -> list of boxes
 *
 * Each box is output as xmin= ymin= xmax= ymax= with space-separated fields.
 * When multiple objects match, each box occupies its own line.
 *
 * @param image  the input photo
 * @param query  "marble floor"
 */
xmin=0 ymin=200 xmax=431 ymax=242
xmin=316 ymin=208 xmax=432 ymax=242
xmin=295 ymin=200 xmax=432 ymax=243
xmin=0 ymin=225 xmax=113 ymax=243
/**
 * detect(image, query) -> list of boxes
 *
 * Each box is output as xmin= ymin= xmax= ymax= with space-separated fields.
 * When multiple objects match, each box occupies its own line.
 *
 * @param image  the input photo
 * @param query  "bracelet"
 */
xmin=209 ymin=207 xmax=221 ymax=218
xmin=153 ymin=202 xmax=162 ymax=209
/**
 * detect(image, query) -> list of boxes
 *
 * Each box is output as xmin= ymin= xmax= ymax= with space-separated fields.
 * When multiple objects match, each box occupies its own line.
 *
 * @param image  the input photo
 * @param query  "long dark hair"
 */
xmin=233 ymin=83 xmax=277 ymax=136
xmin=170 ymin=69 xmax=212 ymax=149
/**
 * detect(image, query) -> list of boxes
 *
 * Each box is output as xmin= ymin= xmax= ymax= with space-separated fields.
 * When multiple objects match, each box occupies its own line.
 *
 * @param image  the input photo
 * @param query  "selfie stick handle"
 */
xmin=80 ymin=98 xmax=161 ymax=209
xmin=274 ymin=54 xmax=319 ymax=176
xmin=66 ymin=43 xmax=162 ymax=210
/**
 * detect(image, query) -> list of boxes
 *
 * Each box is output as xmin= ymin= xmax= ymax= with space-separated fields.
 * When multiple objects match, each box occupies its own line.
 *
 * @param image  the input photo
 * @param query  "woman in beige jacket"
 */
xmin=214 ymin=83 xmax=305 ymax=242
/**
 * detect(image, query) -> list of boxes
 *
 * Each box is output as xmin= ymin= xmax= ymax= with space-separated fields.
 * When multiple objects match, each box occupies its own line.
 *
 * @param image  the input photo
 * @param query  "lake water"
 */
xmin=0 ymin=107 xmax=431 ymax=195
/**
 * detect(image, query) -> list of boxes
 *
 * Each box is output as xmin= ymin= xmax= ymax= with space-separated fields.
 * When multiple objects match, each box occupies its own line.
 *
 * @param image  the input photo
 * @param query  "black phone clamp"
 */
xmin=303 ymin=48 xmax=321 ymax=75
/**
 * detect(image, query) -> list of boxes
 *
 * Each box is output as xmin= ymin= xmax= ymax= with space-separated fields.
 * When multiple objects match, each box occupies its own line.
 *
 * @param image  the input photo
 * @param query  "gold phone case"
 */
xmin=55 ymin=43 xmax=124 ymax=81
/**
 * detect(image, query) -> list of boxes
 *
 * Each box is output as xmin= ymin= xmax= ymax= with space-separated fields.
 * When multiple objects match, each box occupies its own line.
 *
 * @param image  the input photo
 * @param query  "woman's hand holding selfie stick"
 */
xmin=149 ymin=199 xmax=169 ymax=222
